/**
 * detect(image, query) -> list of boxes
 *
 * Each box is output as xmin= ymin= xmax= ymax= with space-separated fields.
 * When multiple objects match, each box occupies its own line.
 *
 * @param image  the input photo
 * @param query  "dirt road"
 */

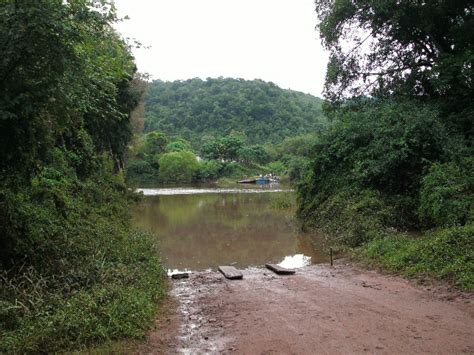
xmin=143 ymin=263 xmax=474 ymax=354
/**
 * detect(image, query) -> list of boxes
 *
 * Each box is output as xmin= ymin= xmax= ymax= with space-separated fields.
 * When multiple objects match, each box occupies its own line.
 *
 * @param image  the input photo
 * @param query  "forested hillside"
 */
xmin=143 ymin=78 xmax=327 ymax=145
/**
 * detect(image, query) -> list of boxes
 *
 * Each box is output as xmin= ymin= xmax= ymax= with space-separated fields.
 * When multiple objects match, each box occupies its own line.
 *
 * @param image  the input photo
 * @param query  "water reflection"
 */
xmin=132 ymin=189 xmax=327 ymax=271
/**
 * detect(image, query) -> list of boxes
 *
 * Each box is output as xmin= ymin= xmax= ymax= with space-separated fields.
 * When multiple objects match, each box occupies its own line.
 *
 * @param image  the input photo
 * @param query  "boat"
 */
xmin=238 ymin=175 xmax=279 ymax=184
xmin=256 ymin=177 xmax=271 ymax=184
xmin=238 ymin=178 xmax=257 ymax=184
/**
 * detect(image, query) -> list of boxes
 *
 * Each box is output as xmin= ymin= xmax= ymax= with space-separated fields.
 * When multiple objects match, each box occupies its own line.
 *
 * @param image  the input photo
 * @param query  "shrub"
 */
xmin=362 ymin=224 xmax=474 ymax=290
xmin=198 ymin=160 xmax=223 ymax=181
xmin=300 ymin=188 xmax=393 ymax=247
xmin=220 ymin=161 xmax=247 ymax=178
xmin=126 ymin=159 xmax=159 ymax=185
xmin=0 ymin=151 xmax=166 ymax=352
xmin=419 ymin=158 xmax=473 ymax=227
xmin=158 ymin=151 xmax=200 ymax=183
xmin=298 ymin=100 xmax=451 ymax=232
xmin=282 ymin=155 xmax=312 ymax=182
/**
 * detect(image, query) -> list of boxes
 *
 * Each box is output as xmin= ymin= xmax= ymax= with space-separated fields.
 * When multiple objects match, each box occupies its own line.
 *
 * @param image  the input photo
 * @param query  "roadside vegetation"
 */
xmin=298 ymin=0 xmax=473 ymax=289
xmin=0 ymin=1 xmax=166 ymax=352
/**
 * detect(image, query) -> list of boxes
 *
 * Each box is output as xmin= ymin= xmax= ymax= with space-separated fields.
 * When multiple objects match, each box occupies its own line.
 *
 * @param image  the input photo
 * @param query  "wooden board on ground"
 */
xmin=171 ymin=273 xmax=189 ymax=279
xmin=218 ymin=266 xmax=243 ymax=280
xmin=265 ymin=263 xmax=296 ymax=275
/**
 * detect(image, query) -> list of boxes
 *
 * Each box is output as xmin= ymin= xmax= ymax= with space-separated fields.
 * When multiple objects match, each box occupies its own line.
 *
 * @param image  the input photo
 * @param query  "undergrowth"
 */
xmin=298 ymin=101 xmax=473 ymax=290
xmin=0 ymin=155 xmax=167 ymax=353
xmin=359 ymin=225 xmax=474 ymax=289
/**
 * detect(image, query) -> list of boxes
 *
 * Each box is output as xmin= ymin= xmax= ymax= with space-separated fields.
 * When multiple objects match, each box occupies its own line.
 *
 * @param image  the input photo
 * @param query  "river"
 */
xmin=132 ymin=185 xmax=327 ymax=274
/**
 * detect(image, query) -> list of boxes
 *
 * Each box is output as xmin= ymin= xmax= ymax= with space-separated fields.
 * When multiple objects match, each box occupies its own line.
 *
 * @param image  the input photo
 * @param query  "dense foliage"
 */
xmin=143 ymin=78 xmax=327 ymax=145
xmin=0 ymin=1 xmax=165 ymax=351
xmin=319 ymin=0 xmax=473 ymax=133
xmin=127 ymin=77 xmax=326 ymax=185
xmin=298 ymin=0 xmax=473 ymax=288
xmin=127 ymin=129 xmax=318 ymax=185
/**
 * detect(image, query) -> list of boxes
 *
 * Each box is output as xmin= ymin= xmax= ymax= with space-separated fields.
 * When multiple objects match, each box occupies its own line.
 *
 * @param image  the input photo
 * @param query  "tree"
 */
xmin=201 ymin=134 xmax=245 ymax=162
xmin=220 ymin=135 xmax=245 ymax=161
xmin=238 ymin=145 xmax=270 ymax=165
xmin=0 ymin=0 xmax=141 ymax=264
xmin=142 ymin=131 xmax=169 ymax=156
xmin=316 ymin=0 xmax=473 ymax=136
xmin=165 ymin=139 xmax=191 ymax=152
xmin=158 ymin=151 xmax=199 ymax=183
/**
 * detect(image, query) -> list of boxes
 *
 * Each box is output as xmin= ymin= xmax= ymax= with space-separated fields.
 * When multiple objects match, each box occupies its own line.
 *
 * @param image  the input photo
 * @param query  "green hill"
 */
xmin=144 ymin=77 xmax=326 ymax=145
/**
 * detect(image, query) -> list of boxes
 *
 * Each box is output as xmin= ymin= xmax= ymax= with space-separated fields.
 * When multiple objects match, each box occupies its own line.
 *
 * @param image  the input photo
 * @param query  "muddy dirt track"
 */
xmin=142 ymin=263 xmax=474 ymax=354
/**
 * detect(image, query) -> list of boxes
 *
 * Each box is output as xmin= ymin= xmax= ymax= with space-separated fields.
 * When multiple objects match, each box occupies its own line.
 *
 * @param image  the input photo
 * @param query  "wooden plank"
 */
xmin=171 ymin=272 xmax=189 ymax=279
xmin=218 ymin=266 xmax=243 ymax=280
xmin=265 ymin=263 xmax=296 ymax=275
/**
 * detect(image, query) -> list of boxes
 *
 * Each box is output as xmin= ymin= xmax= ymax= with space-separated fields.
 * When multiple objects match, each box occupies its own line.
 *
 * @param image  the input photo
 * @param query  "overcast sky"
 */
xmin=113 ymin=0 xmax=328 ymax=97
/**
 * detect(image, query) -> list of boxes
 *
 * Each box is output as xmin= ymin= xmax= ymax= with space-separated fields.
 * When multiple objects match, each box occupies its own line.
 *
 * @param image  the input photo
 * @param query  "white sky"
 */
xmin=113 ymin=0 xmax=328 ymax=97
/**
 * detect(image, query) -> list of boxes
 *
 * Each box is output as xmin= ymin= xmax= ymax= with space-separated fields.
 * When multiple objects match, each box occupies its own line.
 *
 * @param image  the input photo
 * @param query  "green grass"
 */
xmin=359 ymin=224 xmax=474 ymax=290
xmin=0 ymin=230 xmax=167 ymax=353
xmin=298 ymin=186 xmax=473 ymax=290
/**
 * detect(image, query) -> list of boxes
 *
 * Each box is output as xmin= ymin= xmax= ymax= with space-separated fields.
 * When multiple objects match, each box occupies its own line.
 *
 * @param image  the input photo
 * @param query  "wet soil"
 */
xmin=140 ymin=263 xmax=474 ymax=354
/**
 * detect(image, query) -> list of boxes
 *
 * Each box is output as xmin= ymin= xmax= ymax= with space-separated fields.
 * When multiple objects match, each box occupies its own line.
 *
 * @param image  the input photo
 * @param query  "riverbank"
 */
xmin=140 ymin=262 xmax=474 ymax=354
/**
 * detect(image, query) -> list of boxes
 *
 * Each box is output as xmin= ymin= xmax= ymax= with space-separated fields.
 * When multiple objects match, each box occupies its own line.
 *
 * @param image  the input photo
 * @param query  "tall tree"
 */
xmin=316 ymin=0 xmax=473 ymax=136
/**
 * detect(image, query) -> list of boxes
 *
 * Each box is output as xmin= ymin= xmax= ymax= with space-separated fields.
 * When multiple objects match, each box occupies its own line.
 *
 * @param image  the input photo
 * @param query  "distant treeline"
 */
xmin=127 ymin=129 xmax=318 ymax=185
xmin=143 ymin=78 xmax=327 ymax=145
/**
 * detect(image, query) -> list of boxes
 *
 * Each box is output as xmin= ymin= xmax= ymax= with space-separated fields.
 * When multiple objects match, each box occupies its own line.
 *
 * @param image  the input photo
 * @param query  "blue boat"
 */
xmin=256 ymin=177 xmax=271 ymax=184
xmin=238 ymin=175 xmax=279 ymax=184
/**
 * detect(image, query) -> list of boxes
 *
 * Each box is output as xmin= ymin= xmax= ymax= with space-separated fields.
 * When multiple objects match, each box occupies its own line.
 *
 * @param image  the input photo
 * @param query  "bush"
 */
xmin=126 ymin=159 xmax=159 ymax=185
xmin=265 ymin=161 xmax=286 ymax=175
xmin=220 ymin=161 xmax=247 ymax=178
xmin=282 ymin=155 xmax=312 ymax=182
xmin=362 ymin=224 xmax=474 ymax=290
xmin=298 ymin=100 xmax=451 ymax=232
xmin=419 ymin=158 xmax=473 ymax=228
xmin=0 ymin=152 xmax=166 ymax=352
xmin=198 ymin=160 xmax=223 ymax=181
xmin=300 ymin=188 xmax=393 ymax=247
xmin=158 ymin=150 xmax=200 ymax=183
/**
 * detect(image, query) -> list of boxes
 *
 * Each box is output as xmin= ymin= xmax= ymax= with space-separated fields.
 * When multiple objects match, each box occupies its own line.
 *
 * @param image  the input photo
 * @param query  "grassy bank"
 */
xmin=0 ymin=231 xmax=166 ymax=353
xmin=0 ymin=165 xmax=167 ymax=353
xmin=301 ymin=198 xmax=473 ymax=290
xmin=299 ymin=183 xmax=473 ymax=291
xmin=358 ymin=225 xmax=473 ymax=290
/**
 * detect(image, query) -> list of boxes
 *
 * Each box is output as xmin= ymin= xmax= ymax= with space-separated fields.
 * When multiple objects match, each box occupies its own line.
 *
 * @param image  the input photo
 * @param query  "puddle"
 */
xmin=278 ymin=254 xmax=312 ymax=269
xmin=132 ymin=187 xmax=327 ymax=271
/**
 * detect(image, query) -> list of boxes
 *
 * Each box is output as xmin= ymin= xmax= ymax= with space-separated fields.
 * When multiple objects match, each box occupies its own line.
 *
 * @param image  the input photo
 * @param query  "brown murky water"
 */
xmin=132 ymin=187 xmax=327 ymax=273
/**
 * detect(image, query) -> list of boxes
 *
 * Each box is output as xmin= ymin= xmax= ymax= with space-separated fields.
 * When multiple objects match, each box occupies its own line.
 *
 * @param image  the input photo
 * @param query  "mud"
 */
xmin=141 ymin=263 xmax=474 ymax=354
